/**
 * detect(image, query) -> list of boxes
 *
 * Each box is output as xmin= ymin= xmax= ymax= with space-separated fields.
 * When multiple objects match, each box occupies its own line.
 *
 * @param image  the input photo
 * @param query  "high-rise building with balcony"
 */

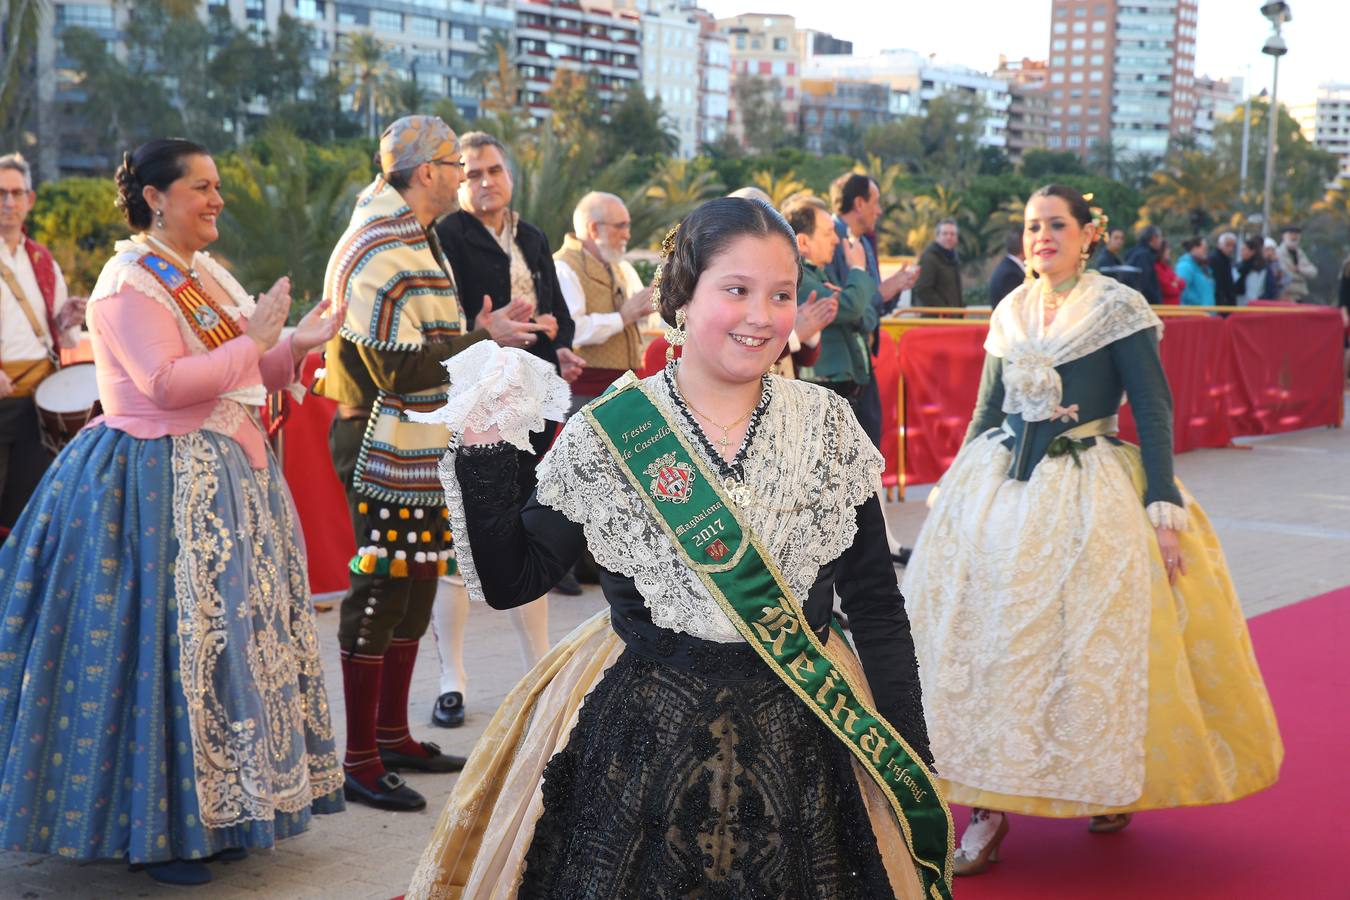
xmin=601 ymin=0 xmax=702 ymax=157
xmin=806 ymin=49 xmax=1010 ymax=151
xmin=1191 ymin=75 xmax=1243 ymax=150
xmin=1309 ymin=82 xmax=1350 ymax=181
xmin=995 ymin=56 xmax=1052 ymax=165
xmin=514 ymin=0 xmax=642 ymax=122
xmin=716 ymin=13 xmax=800 ymax=144
xmin=687 ymin=5 xmax=730 ymax=149
xmin=798 ymin=78 xmax=889 ymax=155
xmin=1045 ymin=0 xmax=1198 ymax=158
xmin=30 ymin=0 xmax=513 ymax=178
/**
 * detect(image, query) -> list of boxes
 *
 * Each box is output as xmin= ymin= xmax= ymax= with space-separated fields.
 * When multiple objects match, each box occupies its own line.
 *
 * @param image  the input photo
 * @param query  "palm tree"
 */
xmin=749 ymin=169 xmax=806 ymax=208
xmin=337 ymin=32 xmax=388 ymax=139
xmin=631 ymin=157 xmax=724 ymax=248
xmin=1146 ymin=149 xmax=1238 ymax=236
xmin=0 ymin=0 xmax=50 ymax=132
xmin=214 ymin=126 xmax=369 ymax=313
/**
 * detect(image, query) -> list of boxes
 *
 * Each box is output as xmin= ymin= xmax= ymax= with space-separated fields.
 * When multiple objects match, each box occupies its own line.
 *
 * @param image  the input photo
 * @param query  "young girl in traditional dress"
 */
xmin=407 ymin=197 xmax=952 ymax=899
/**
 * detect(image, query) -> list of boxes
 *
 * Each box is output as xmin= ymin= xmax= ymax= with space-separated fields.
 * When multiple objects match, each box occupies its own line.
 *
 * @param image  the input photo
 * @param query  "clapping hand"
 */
xmin=535 ymin=313 xmax=559 ymax=341
xmin=795 ymin=290 xmax=838 ymax=345
xmin=620 ymin=286 xmax=654 ymax=325
xmin=247 ymin=276 xmax=291 ymax=353
xmin=475 ymin=295 xmax=546 ymax=349
xmin=555 ymin=347 xmax=586 ymax=383
xmin=293 ymin=298 xmax=341 ymax=358
xmin=843 ymin=236 xmax=867 ymax=270
xmin=56 ymin=297 xmax=87 ymax=332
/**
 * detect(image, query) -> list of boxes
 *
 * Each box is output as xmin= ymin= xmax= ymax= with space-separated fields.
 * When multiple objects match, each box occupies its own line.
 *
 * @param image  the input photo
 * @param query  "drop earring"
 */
xmin=155 ymin=208 xmax=166 ymax=230
xmin=665 ymin=307 xmax=686 ymax=363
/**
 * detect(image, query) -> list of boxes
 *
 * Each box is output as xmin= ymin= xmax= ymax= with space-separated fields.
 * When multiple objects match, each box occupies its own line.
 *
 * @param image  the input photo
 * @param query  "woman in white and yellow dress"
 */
xmin=902 ymin=184 xmax=1283 ymax=876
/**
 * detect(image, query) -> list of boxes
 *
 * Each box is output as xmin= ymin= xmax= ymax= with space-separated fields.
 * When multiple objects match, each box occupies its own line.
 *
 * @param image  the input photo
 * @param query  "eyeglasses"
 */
xmin=431 ymin=159 xmax=466 ymax=170
xmin=597 ymin=220 xmax=631 ymax=230
xmin=0 ymin=188 xmax=30 ymax=203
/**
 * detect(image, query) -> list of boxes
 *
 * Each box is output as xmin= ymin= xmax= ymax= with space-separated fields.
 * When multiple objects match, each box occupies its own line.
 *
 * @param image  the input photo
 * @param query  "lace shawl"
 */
xmin=985 ymin=272 xmax=1163 ymax=423
xmin=445 ymin=373 xmax=882 ymax=643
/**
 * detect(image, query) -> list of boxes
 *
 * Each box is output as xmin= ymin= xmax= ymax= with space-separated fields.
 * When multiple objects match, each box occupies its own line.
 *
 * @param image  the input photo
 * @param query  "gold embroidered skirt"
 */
xmin=904 ymin=436 xmax=1283 ymax=817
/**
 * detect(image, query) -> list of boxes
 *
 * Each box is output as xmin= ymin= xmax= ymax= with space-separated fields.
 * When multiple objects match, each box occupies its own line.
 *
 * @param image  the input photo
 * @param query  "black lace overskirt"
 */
xmin=519 ymin=650 xmax=895 ymax=899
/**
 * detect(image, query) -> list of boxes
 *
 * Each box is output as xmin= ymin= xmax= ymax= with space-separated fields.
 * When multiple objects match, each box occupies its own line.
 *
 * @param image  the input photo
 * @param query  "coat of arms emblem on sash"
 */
xmin=644 ymin=452 xmax=695 ymax=504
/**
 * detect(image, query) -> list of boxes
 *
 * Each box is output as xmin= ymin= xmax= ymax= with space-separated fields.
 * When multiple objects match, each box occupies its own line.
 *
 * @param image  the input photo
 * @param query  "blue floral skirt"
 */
xmin=0 ymin=424 xmax=343 ymax=865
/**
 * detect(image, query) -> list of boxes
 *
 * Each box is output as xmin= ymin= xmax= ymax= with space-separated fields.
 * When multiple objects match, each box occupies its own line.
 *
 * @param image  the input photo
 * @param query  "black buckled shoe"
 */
xmin=343 ymin=771 xmax=426 ymax=811
xmin=432 ymin=691 xmax=466 ymax=728
xmin=380 ymin=740 xmax=467 ymax=773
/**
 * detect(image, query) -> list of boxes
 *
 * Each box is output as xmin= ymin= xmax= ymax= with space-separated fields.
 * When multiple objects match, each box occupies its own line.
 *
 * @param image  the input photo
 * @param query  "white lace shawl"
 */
xmin=985 ymin=271 xmax=1163 ymax=423
xmin=89 ymin=239 xmax=270 ymax=410
xmin=406 ymin=341 xmax=571 ymax=451
xmin=441 ymin=371 xmax=883 ymax=643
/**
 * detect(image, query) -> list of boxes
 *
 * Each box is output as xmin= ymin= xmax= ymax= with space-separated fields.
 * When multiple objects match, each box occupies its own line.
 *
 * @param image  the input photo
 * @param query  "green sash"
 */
xmin=584 ymin=374 xmax=953 ymax=899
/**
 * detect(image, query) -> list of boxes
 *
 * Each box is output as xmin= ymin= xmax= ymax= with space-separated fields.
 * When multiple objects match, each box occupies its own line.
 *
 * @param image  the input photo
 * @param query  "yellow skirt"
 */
xmin=406 ymin=610 xmax=929 ymax=898
xmin=939 ymin=446 xmax=1284 ymax=817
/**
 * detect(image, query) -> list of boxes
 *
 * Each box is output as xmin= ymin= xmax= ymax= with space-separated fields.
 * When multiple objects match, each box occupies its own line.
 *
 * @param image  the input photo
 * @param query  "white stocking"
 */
xmin=510 ymin=596 xmax=550 ymax=671
xmin=430 ymin=577 xmax=469 ymax=698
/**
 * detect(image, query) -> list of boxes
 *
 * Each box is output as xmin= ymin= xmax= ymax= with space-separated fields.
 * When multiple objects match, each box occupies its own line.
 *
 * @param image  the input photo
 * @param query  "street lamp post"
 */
xmin=1259 ymin=2 xmax=1291 ymax=238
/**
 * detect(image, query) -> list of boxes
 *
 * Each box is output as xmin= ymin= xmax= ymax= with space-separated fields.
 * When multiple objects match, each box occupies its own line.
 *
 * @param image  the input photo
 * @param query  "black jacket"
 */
xmin=988 ymin=255 xmax=1025 ymax=308
xmin=1209 ymin=248 xmax=1237 ymax=306
xmin=434 ymin=210 xmax=575 ymax=371
xmin=1124 ymin=243 xmax=1161 ymax=303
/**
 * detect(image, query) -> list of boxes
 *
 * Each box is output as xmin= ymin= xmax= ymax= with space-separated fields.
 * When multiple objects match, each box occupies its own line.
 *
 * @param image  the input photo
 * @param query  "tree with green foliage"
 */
xmin=861 ymin=95 xmax=984 ymax=182
xmin=734 ymin=75 xmax=796 ymax=154
xmin=1213 ymin=98 xmax=1339 ymax=227
xmin=28 ymin=176 xmax=125 ymax=294
xmin=602 ymin=85 xmax=678 ymax=163
xmin=213 ymin=127 xmax=371 ymax=314
xmin=337 ymin=33 xmax=390 ymax=139
xmin=1020 ymin=149 xmax=1086 ymax=180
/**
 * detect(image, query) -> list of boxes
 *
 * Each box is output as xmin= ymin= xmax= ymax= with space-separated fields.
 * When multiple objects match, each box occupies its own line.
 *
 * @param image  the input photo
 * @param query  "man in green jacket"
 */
xmin=782 ymin=194 xmax=879 ymax=413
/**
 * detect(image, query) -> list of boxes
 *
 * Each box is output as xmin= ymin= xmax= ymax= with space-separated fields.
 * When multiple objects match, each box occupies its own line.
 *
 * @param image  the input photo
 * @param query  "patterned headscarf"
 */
xmin=378 ymin=115 xmax=459 ymax=176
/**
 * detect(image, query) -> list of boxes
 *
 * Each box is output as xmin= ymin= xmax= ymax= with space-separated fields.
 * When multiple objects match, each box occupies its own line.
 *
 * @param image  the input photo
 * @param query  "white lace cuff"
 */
xmin=437 ymin=443 xmax=483 ymax=604
xmin=1146 ymin=500 xmax=1189 ymax=531
xmin=406 ymin=341 xmax=570 ymax=452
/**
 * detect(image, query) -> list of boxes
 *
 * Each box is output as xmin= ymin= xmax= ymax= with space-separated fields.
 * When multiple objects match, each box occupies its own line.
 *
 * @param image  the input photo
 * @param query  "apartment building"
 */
xmin=1191 ymin=75 xmax=1243 ymax=150
xmin=799 ymin=79 xmax=888 ymax=155
xmin=687 ymin=5 xmax=730 ymax=149
xmin=1046 ymin=0 xmax=1199 ymax=158
xmin=994 ymin=56 xmax=1052 ymax=164
xmin=514 ymin=0 xmax=642 ymax=120
xmin=716 ymin=13 xmax=800 ymax=143
xmin=1309 ymin=82 xmax=1350 ymax=181
xmin=601 ymin=0 xmax=702 ymax=156
xmin=32 ymin=0 xmax=513 ymax=177
xmin=806 ymin=49 xmax=1009 ymax=150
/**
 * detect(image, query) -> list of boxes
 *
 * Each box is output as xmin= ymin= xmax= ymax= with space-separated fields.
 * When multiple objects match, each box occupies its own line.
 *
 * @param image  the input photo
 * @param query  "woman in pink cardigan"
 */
xmin=0 ymin=139 xmax=345 ymax=886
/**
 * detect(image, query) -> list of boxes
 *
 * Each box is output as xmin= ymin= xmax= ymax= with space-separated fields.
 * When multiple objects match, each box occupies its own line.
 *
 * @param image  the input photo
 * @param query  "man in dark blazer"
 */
xmin=434 ymin=131 xmax=581 ymax=390
xmin=988 ymin=227 xmax=1026 ymax=308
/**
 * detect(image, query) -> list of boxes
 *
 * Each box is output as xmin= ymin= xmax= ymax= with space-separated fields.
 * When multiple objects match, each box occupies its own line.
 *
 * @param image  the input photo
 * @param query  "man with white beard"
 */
xmin=554 ymin=191 xmax=652 ymax=411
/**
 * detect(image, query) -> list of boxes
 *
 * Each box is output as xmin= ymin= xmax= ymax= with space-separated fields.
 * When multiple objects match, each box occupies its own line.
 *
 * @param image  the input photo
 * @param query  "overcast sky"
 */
xmin=701 ymin=0 xmax=1348 ymax=107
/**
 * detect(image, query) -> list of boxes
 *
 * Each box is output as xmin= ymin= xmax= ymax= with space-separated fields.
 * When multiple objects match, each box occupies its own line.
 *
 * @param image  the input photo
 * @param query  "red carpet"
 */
xmin=950 ymin=586 xmax=1350 ymax=899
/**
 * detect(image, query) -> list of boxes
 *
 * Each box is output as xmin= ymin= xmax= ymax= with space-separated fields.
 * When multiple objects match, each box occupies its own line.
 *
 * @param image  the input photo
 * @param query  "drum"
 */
xmin=33 ymin=363 xmax=101 ymax=455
